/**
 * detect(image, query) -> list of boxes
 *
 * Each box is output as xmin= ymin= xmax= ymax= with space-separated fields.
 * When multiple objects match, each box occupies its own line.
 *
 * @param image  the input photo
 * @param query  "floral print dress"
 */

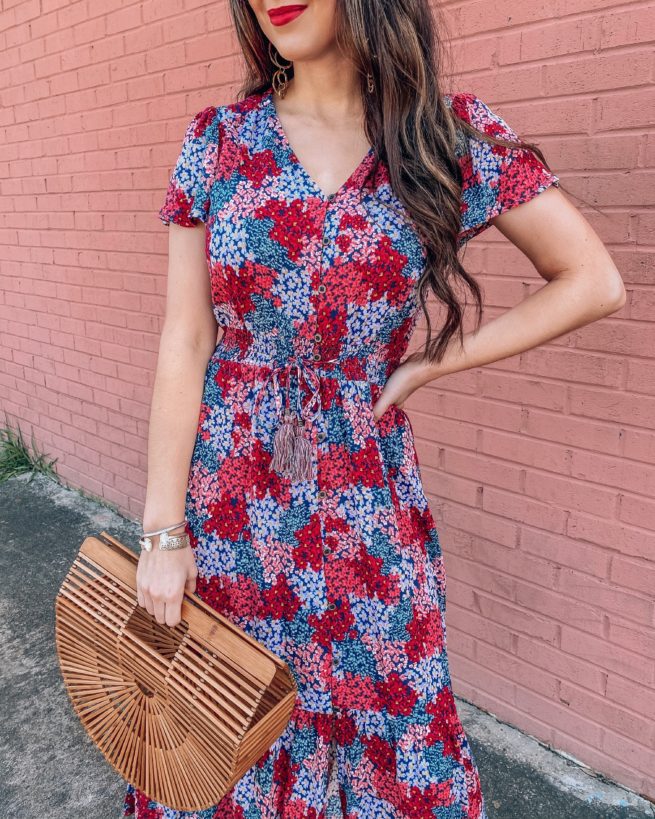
xmin=123 ymin=87 xmax=559 ymax=819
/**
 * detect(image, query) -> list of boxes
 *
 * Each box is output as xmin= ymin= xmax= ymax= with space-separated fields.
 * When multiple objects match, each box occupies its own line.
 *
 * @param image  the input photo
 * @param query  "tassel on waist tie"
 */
xmin=253 ymin=354 xmax=341 ymax=483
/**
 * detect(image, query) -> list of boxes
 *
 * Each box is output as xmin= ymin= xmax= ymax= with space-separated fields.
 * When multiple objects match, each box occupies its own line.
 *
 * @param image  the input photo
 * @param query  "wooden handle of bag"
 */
xmin=78 ymin=531 xmax=284 ymax=688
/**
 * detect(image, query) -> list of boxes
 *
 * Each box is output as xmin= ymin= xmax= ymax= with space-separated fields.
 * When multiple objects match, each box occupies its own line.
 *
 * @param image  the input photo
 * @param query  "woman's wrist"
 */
xmin=141 ymin=511 xmax=187 ymax=535
xmin=403 ymin=353 xmax=446 ymax=391
xmin=405 ymin=331 xmax=471 ymax=389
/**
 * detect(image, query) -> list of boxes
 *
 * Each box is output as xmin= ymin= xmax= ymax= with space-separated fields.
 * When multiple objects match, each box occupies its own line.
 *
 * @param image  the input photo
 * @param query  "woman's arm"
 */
xmin=137 ymin=221 xmax=219 ymax=627
xmin=374 ymin=185 xmax=627 ymax=415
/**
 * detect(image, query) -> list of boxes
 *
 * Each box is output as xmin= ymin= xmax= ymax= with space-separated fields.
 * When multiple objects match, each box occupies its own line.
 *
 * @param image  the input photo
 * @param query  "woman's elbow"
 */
xmin=600 ymin=265 xmax=627 ymax=316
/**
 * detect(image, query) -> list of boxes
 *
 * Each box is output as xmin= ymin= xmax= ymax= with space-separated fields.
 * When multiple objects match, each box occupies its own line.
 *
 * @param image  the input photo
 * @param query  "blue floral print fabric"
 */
xmin=123 ymin=87 xmax=559 ymax=819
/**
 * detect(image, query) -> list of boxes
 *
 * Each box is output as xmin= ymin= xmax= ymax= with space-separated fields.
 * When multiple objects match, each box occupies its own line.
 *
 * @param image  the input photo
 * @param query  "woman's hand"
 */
xmin=136 ymin=542 xmax=198 ymax=628
xmin=371 ymin=354 xmax=431 ymax=421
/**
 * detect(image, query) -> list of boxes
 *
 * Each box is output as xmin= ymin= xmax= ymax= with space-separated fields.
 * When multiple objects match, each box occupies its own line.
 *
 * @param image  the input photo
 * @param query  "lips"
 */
xmin=268 ymin=4 xmax=307 ymax=26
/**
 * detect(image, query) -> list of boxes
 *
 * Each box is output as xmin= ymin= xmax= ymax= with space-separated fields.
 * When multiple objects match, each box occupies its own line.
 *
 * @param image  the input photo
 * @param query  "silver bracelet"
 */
xmin=142 ymin=518 xmax=187 ymax=538
xmin=139 ymin=518 xmax=188 ymax=552
xmin=139 ymin=530 xmax=190 ymax=553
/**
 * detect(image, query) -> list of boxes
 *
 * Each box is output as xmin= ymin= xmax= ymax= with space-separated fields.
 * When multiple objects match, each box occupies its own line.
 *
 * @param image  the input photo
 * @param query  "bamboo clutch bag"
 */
xmin=54 ymin=530 xmax=298 ymax=812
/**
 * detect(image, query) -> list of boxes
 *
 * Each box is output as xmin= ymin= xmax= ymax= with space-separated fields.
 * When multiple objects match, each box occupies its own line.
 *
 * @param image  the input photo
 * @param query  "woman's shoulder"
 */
xmin=196 ymin=89 xmax=505 ymax=131
xmin=447 ymin=92 xmax=560 ymax=245
xmin=187 ymin=90 xmax=272 ymax=153
xmin=443 ymin=91 xmax=523 ymax=148
xmin=214 ymin=89 xmax=271 ymax=125
xmin=185 ymin=89 xmax=267 ymax=132
xmin=444 ymin=91 xmax=490 ymax=121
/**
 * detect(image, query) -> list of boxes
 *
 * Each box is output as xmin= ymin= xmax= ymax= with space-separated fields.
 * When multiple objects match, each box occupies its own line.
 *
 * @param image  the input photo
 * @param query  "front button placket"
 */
xmin=312 ymin=191 xmax=335 ymax=467
xmin=265 ymin=92 xmax=376 ymax=711
xmin=314 ymin=191 xmax=343 ymax=694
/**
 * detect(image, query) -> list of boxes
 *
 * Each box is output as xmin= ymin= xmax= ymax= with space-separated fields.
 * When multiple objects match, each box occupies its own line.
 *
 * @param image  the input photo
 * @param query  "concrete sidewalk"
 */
xmin=0 ymin=471 xmax=652 ymax=819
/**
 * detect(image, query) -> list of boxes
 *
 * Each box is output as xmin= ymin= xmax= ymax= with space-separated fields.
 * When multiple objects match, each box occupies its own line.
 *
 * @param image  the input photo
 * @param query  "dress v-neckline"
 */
xmin=263 ymin=87 xmax=375 ymax=201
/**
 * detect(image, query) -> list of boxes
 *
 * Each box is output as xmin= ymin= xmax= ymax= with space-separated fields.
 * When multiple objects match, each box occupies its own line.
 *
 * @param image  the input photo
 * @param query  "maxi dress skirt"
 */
xmin=123 ymin=85 xmax=559 ymax=819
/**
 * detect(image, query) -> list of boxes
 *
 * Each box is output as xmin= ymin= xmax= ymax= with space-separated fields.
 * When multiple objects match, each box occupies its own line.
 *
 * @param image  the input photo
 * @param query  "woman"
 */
xmin=125 ymin=0 xmax=625 ymax=816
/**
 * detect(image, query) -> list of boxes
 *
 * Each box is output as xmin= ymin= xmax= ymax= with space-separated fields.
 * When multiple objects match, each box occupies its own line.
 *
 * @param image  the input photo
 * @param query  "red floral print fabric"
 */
xmin=124 ymin=87 xmax=559 ymax=819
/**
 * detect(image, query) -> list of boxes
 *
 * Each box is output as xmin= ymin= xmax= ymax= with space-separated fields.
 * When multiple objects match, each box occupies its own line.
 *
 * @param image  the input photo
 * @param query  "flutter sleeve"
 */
xmin=451 ymin=93 xmax=560 ymax=247
xmin=158 ymin=106 xmax=219 ymax=227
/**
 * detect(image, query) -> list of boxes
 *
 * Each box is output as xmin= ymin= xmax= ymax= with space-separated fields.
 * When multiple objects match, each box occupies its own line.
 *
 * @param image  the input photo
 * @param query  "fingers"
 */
xmin=372 ymin=399 xmax=392 ymax=421
xmin=371 ymin=399 xmax=385 ymax=421
xmin=139 ymin=587 xmax=184 ymax=627
xmin=135 ymin=547 xmax=197 ymax=628
xmin=136 ymin=558 xmax=147 ymax=610
xmin=164 ymin=597 xmax=183 ymax=629
xmin=153 ymin=597 xmax=166 ymax=625
xmin=140 ymin=584 xmax=155 ymax=617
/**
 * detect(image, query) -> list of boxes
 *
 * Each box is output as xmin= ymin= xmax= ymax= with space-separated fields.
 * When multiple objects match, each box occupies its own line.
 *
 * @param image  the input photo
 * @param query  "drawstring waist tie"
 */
xmin=251 ymin=353 xmax=369 ymax=483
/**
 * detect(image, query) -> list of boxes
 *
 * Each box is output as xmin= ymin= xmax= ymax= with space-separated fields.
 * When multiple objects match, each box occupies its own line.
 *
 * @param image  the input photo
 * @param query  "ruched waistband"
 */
xmin=211 ymin=327 xmax=390 ymax=484
xmin=211 ymin=326 xmax=386 ymax=382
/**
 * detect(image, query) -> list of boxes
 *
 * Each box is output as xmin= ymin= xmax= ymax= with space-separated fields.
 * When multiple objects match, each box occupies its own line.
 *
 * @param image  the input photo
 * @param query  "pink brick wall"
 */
xmin=1 ymin=0 xmax=653 ymax=800
xmin=415 ymin=1 xmax=655 ymax=799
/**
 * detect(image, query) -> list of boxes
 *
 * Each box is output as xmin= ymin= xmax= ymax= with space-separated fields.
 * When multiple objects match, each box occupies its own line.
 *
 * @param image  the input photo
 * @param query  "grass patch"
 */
xmin=0 ymin=412 xmax=59 ymax=484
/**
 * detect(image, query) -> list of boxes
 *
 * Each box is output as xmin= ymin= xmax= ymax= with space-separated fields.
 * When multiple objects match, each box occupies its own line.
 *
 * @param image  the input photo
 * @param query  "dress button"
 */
xmin=314 ymin=332 xmax=322 ymax=342
xmin=313 ymin=352 xmax=320 ymax=361
xmin=317 ymin=431 xmax=327 ymax=442
xmin=323 ymin=545 xmax=331 ymax=555
xmin=318 ymin=284 xmax=327 ymax=293
xmin=317 ymin=489 xmax=326 ymax=499
xmin=327 ymin=602 xmax=336 ymax=610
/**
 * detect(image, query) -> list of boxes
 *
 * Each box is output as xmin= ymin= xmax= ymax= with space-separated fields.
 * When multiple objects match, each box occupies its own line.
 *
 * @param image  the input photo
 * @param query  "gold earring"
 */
xmin=269 ymin=41 xmax=293 ymax=98
xmin=366 ymin=72 xmax=375 ymax=94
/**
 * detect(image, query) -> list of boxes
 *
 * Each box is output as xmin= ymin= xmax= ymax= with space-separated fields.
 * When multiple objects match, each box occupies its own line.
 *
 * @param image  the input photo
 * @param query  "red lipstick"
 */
xmin=268 ymin=4 xmax=307 ymax=26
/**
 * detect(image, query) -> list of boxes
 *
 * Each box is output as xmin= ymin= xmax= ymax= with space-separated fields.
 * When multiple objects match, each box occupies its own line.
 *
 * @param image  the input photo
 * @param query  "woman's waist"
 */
xmin=211 ymin=327 xmax=395 ymax=385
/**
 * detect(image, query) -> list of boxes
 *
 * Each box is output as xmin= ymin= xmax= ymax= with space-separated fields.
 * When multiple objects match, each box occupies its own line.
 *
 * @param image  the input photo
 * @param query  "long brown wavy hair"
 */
xmin=228 ymin=0 xmax=563 ymax=365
